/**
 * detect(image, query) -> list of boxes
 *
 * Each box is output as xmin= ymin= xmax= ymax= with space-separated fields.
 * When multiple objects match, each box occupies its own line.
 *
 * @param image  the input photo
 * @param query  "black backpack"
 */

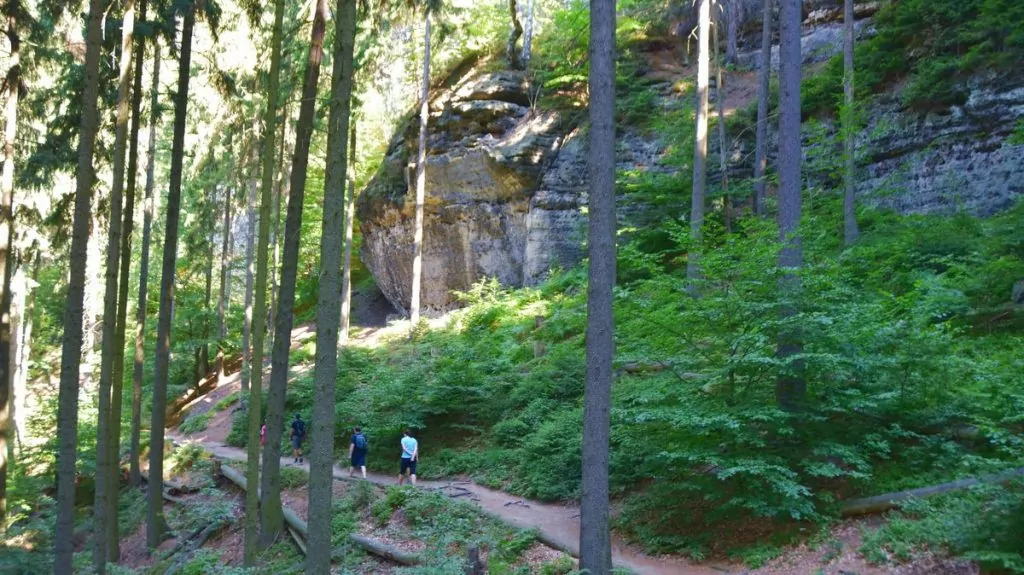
xmin=354 ymin=433 xmax=368 ymax=450
xmin=293 ymin=419 xmax=305 ymax=438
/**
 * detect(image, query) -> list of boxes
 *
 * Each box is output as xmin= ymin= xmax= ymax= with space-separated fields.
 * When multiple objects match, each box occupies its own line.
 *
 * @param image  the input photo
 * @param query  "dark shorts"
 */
xmin=351 ymin=450 xmax=367 ymax=467
xmin=400 ymin=458 xmax=417 ymax=475
xmin=291 ymin=435 xmax=302 ymax=450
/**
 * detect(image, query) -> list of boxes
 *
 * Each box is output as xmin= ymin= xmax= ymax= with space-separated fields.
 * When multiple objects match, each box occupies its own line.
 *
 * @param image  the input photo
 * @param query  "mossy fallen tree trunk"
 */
xmin=840 ymin=466 xmax=1024 ymax=517
xmin=219 ymin=464 xmax=421 ymax=565
xmin=139 ymin=470 xmax=200 ymax=495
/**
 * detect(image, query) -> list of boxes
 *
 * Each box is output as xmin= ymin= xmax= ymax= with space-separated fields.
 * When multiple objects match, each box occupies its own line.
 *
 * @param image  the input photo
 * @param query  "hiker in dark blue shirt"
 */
xmin=290 ymin=413 xmax=306 ymax=464
xmin=349 ymin=426 xmax=368 ymax=479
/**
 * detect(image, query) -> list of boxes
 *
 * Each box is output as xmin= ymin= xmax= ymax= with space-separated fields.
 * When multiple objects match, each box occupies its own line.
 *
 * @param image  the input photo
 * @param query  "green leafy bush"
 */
xmin=179 ymin=412 xmax=212 ymax=434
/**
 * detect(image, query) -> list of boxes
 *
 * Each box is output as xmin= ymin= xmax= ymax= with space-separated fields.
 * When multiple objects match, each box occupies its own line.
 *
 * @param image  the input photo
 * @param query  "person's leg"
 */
xmin=410 ymin=460 xmax=417 ymax=486
xmin=361 ymin=465 xmax=367 ymax=479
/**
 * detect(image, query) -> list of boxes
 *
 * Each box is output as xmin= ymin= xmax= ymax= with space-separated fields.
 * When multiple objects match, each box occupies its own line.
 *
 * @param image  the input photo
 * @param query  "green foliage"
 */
xmin=214 ymin=392 xmax=240 ymax=412
xmin=860 ymin=481 xmax=1024 ymax=572
xmin=538 ymin=556 xmax=575 ymax=575
xmin=279 ymin=466 xmax=309 ymax=489
xmin=179 ymin=411 xmax=213 ymax=434
xmin=803 ymin=0 xmax=1024 ymax=113
xmin=168 ymin=442 xmax=209 ymax=474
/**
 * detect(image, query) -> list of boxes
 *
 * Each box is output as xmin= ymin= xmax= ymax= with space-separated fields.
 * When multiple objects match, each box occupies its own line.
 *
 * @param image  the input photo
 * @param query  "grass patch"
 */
xmin=213 ymin=391 xmax=240 ymax=412
xmin=280 ymin=466 xmax=309 ymax=489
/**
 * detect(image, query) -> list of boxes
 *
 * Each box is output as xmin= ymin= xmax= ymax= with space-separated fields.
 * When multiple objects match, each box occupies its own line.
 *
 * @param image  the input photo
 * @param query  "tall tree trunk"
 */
xmin=0 ymin=9 xmax=20 ymax=531
xmin=216 ymin=184 xmax=232 ymax=379
xmin=202 ymin=222 xmax=214 ymax=379
xmin=775 ymin=0 xmax=804 ymax=411
xmin=842 ymin=0 xmax=858 ymax=246
xmin=269 ymin=106 xmax=288 ymax=350
xmin=107 ymin=0 xmax=148 ymax=555
xmin=580 ymin=0 xmax=616 ymax=572
xmin=308 ymin=0 xmax=356 ymax=569
xmin=248 ymin=0 xmax=288 ymax=559
xmin=753 ymin=0 xmax=771 ymax=216
xmin=339 ymin=121 xmax=356 ymax=344
xmin=94 ymin=1 xmax=135 ymax=568
xmin=54 ymin=0 xmax=104 ymax=569
xmin=522 ymin=0 xmax=535 ymax=64
xmin=507 ymin=0 xmax=524 ymax=69
xmin=686 ymin=0 xmax=710 ymax=283
xmin=241 ymin=137 xmax=257 ymax=396
xmin=713 ymin=8 xmax=731 ymax=232
xmin=148 ymin=2 xmax=195 ymax=548
xmin=725 ymin=0 xmax=739 ymax=65
xmin=409 ymin=9 xmax=431 ymax=325
xmin=262 ymin=0 xmax=329 ymax=546
xmin=130 ymin=38 xmax=160 ymax=488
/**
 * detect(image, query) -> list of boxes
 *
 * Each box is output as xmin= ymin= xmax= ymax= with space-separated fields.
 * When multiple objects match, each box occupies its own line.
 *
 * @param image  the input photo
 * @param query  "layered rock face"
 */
xmin=357 ymin=69 xmax=586 ymax=312
xmin=359 ymin=20 xmax=1024 ymax=313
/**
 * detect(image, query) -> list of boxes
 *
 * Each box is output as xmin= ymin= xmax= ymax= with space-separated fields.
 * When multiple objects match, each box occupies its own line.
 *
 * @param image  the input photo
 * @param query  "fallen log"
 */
xmin=288 ymin=525 xmax=308 ymax=555
xmin=840 ymin=466 xmax=1024 ymax=517
xmin=219 ymin=464 xmax=421 ymax=565
xmin=164 ymin=520 xmax=229 ymax=575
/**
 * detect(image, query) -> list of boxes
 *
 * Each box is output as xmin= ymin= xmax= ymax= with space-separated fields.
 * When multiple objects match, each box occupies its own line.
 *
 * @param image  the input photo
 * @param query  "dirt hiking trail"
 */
xmin=167 ymin=432 xmax=734 ymax=575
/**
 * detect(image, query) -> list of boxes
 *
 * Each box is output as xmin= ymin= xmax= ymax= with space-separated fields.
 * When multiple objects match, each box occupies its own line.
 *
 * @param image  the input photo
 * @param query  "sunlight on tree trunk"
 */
xmin=687 ymin=0 xmax=710 ymax=284
xmin=149 ymin=1 xmax=196 ymax=548
xmin=131 ymin=38 xmax=160 ymax=488
xmin=241 ymin=138 xmax=256 ymax=396
xmin=522 ymin=0 xmax=535 ymax=64
xmin=217 ymin=184 xmax=233 ymax=380
xmin=753 ymin=0 xmax=772 ymax=216
xmin=0 ymin=8 xmax=21 ymax=531
xmin=410 ymin=9 xmax=431 ymax=326
xmin=508 ymin=0 xmax=524 ymax=69
xmin=54 ymin=0 xmax=104 ymax=569
xmin=340 ymin=121 xmax=357 ymax=345
xmin=580 ymin=0 xmax=616 ymax=572
xmin=269 ymin=107 xmax=288 ymax=351
xmin=94 ymin=1 xmax=135 ymax=567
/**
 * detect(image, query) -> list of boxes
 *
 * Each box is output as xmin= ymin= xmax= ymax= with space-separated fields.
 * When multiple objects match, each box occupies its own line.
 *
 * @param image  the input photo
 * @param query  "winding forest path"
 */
xmin=167 ymin=432 xmax=734 ymax=575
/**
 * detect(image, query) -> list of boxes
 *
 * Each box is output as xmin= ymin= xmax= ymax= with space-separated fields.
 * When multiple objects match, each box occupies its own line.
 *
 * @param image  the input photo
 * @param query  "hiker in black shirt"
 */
xmin=290 ymin=413 xmax=306 ymax=463
xmin=349 ymin=426 xmax=368 ymax=479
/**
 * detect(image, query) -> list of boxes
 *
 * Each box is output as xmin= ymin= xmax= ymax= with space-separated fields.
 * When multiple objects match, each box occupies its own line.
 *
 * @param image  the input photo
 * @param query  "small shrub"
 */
xmin=179 ymin=412 xmax=212 ymax=434
xmin=539 ymin=555 xmax=575 ymax=575
xmin=279 ymin=466 xmax=308 ymax=489
xmin=213 ymin=392 xmax=240 ymax=412
xmin=168 ymin=442 xmax=207 ymax=474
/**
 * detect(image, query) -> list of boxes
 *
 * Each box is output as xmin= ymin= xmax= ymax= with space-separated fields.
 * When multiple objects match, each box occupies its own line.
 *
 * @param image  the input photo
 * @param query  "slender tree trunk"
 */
xmin=269 ymin=107 xmax=288 ymax=350
xmin=149 ymin=2 xmax=195 ymax=548
xmin=580 ymin=0 xmax=616 ymax=572
xmin=94 ymin=1 xmax=135 ymax=568
xmin=686 ymin=0 xmax=710 ymax=283
xmin=522 ymin=0 xmax=535 ymax=64
xmin=308 ymin=0 xmax=356 ymax=570
xmin=339 ymin=121 xmax=356 ymax=344
xmin=409 ymin=9 xmax=431 ymax=325
xmin=216 ymin=185 xmax=232 ymax=379
xmin=130 ymin=38 xmax=160 ymax=488
xmin=775 ymin=0 xmax=804 ymax=411
xmin=713 ymin=10 xmax=731 ymax=232
xmin=262 ymin=0 xmax=329 ymax=546
xmin=0 ymin=10 xmax=20 ymax=531
xmin=508 ymin=0 xmax=524 ymax=69
xmin=54 ymin=0 xmax=104 ymax=569
xmin=202 ymin=222 xmax=214 ymax=379
xmin=12 ymin=253 xmax=37 ymax=457
xmin=753 ymin=0 xmax=771 ymax=216
xmin=241 ymin=138 xmax=257 ymax=396
xmin=248 ymin=0 xmax=287 ymax=559
xmin=842 ymin=0 xmax=858 ymax=246
xmin=107 ymin=0 xmax=148 ymax=555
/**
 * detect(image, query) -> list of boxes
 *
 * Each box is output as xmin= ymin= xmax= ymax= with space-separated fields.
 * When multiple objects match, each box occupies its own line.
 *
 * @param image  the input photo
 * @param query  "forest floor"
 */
xmin=160 ymin=286 xmax=979 ymax=574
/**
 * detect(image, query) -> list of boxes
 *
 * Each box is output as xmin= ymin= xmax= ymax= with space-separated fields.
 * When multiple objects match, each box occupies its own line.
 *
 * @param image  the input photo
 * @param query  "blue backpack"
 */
xmin=354 ymin=433 xmax=368 ymax=450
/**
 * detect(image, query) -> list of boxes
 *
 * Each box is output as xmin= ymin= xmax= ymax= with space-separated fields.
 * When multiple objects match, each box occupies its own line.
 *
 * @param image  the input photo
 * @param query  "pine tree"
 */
xmin=243 ymin=0 xmax=286 ymax=561
xmin=54 ymin=0 xmax=104 ymax=569
xmin=580 ymin=0 xmax=616 ymax=572
xmin=775 ymin=0 xmax=804 ymax=410
xmin=261 ymin=0 xmax=329 ymax=547
xmin=149 ymin=0 xmax=203 ymax=547
xmin=130 ymin=37 xmax=161 ymax=488
xmin=307 ymin=0 xmax=356 ymax=568
xmin=842 ymin=0 xmax=859 ymax=246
